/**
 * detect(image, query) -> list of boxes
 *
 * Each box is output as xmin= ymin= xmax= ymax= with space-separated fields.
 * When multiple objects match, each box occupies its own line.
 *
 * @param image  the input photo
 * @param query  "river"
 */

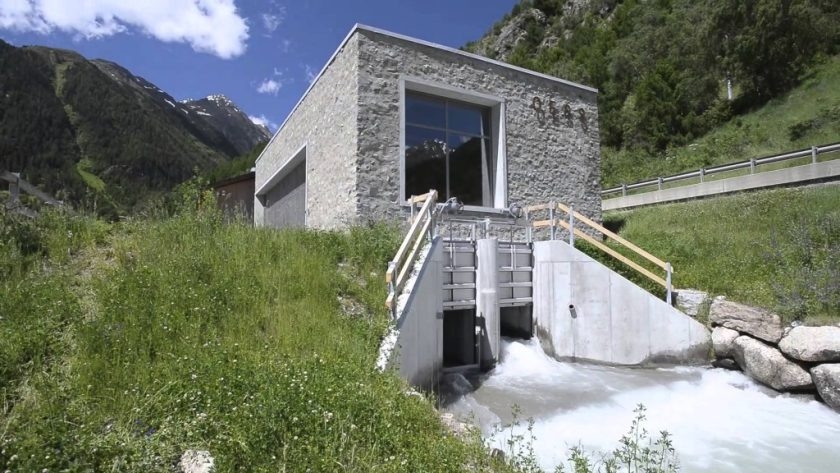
xmin=442 ymin=338 xmax=840 ymax=473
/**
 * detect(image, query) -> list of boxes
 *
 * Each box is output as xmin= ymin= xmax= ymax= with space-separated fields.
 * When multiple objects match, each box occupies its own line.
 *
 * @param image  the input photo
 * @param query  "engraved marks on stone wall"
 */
xmin=530 ymin=95 xmax=588 ymax=132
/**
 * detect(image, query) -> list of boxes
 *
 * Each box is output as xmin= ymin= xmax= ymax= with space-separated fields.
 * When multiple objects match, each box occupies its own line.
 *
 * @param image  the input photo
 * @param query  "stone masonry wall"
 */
xmin=355 ymin=29 xmax=601 ymax=223
xmin=254 ymin=35 xmax=359 ymax=229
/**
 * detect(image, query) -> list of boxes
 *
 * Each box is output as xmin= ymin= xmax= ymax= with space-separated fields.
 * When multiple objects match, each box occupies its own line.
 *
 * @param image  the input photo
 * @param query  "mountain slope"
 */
xmin=0 ymin=40 xmax=269 ymax=213
xmin=604 ymin=55 xmax=840 ymax=186
xmin=467 ymin=0 xmax=840 ymax=161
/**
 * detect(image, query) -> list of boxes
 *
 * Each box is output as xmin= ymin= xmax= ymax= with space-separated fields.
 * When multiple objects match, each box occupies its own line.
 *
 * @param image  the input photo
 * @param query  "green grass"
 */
xmin=0 ymin=205 xmax=513 ymax=472
xmin=606 ymin=186 xmax=840 ymax=323
xmin=75 ymin=158 xmax=106 ymax=192
xmin=604 ymin=55 xmax=840 ymax=187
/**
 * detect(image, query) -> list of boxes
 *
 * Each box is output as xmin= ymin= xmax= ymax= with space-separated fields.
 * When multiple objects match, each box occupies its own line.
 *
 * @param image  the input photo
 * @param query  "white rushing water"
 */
xmin=443 ymin=339 xmax=840 ymax=473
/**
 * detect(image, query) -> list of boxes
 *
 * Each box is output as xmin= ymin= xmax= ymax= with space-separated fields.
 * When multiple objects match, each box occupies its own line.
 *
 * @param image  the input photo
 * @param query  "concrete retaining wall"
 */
xmin=533 ymin=240 xmax=710 ymax=365
xmin=603 ymin=160 xmax=840 ymax=211
xmin=379 ymin=238 xmax=444 ymax=389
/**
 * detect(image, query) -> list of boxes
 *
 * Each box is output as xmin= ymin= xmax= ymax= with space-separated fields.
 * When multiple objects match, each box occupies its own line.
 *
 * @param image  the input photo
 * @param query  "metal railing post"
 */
xmin=812 ymin=146 xmax=818 ymax=164
xmin=9 ymin=172 xmax=20 ymax=204
xmin=548 ymin=201 xmax=556 ymax=240
xmin=569 ymin=205 xmax=575 ymax=247
xmin=699 ymin=168 xmax=705 ymax=183
xmin=621 ymin=184 xmax=627 ymax=197
xmin=387 ymin=261 xmax=397 ymax=318
xmin=665 ymin=262 xmax=673 ymax=306
xmin=750 ymin=159 xmax=756 ymax=174
xmin=657 ymin=177 xmax=663 ymax=191
xmin=409 ymin=195 xmax=416 ymax=222
xmin=427 ymin=206 xmax=435 ymax=240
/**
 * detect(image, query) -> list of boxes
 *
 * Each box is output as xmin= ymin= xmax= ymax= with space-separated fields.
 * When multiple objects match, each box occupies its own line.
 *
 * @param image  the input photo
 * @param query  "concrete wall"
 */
xmin=381 ymin=238 xmax=444 ymax=389
xmin=355 ymin=28 xmax=601 ymax=222
xmin=533 ymin=240 xmax=710 ymax=365
xmin=603 ymin=160 xmax=840 ymax=211
xmin=254 ymin=35 xmax=359 ymax=230
xmin=476 ymin=238 xmax=500 ymax=367
xmin=263 ymin=161 xmax=305 ymax=228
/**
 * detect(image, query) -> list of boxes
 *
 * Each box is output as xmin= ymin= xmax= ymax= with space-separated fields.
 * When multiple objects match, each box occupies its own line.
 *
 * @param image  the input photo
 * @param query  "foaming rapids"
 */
xmin=442 ymin=338 xmax=840 ymax=473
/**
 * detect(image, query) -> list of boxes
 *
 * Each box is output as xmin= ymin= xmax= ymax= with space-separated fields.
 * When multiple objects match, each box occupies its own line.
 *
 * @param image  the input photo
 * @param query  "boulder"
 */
xmin=709 ymin=298 xmax=783 ymax=343
xmin=711 ymin=326 xmax=740 ymax=359
xmin=676 ymin=289 xmax=708 ymax=317
xmin=779 ymin=326 xmax=840 ymax=362
xmin=811 ymin=364 xmax=840 ymax=412
xmin=179 ymin=450 xmax=214 ymax=473
xmin=732 ymin=336 xmax=813 ymax=391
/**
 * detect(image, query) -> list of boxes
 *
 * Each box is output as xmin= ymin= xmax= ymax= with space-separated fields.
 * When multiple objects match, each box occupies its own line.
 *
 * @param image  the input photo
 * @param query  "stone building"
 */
xmin=254 ymin=24 xmax=600 ymax=229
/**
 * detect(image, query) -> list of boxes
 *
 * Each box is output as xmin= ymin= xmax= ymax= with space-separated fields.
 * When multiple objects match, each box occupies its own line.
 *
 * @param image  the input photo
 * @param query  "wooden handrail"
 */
xmin=385 ymin=190 xmax=438 ymax=313
xmin=529 ymin=201 xmax=673 ymax=298
xmin=555 ymin=202 xmax=668 ymax=271
xmin=555 ymin=220 xmax=667 ymax=287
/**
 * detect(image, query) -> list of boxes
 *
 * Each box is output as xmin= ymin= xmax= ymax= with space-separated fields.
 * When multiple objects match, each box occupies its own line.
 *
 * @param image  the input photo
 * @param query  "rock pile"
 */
xmin=709 ymin=297 xmax=840 ymax=412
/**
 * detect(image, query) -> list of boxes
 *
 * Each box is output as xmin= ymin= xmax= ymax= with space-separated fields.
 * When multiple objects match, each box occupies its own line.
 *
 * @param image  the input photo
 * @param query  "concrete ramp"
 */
xmin=533 ymin=240 xmax=710 ymax=365
xmin=377 ymin=237 xmax=444 ymax=389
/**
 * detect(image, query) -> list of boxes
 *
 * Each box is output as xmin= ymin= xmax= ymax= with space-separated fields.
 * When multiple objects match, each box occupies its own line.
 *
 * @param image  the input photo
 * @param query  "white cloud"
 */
xmin=0 ymin=0 xmax=249 ymax=58
xmin=249 ymin=114 xmax=277 ymax=132
xmin=304 ymin=64 xmax=316 ymax=84
xmin=260 ymin=12 xmax=281 ymax=34
xmin=259 ymin=0 xmax=284 ymax=36
xmin=280 ymin=38 xmax=291 ymax=53
xmin=256 ymin=78 xmax=281 ymax=95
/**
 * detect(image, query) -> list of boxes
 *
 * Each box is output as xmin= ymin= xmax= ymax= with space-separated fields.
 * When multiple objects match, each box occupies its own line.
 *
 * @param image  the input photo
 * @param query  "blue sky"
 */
xmin=0 ymin=0 xmax=517 ymax=133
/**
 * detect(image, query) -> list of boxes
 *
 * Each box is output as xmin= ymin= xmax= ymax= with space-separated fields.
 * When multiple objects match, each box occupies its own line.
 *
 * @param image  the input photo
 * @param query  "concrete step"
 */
xmin=499 ymin=266 xmax=533 ymax=272
xmin=499 ymin=297 xmax=533 ymax=307
xmin=443 ymin=266 xmax=476 ymax=272
xmin=497 ymin=248 xmax=532 ymax=254
xmin=442 ymin=283 xmax=476 ymax=290
xmin=446 ymin=246 xmax=476 ymax=253
xmin=499 ymin=282 xmax=533 ymax=288
xmin=443 ymin=300 xmax=476 ymax=309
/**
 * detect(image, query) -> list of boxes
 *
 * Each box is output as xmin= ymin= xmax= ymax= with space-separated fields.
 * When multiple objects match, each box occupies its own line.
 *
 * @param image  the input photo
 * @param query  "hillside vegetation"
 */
xmin=0 ymin=41 xmax=269 ymax=216
xmin=0 ymin=195 xmax=522 ymax=472
xmin=467 ymin=0 xmax=840 ymax=185
xmin=606 ymin=186 xmax=840 ymax=323
xmin=605 ymin=55 xmax=840 ymax=186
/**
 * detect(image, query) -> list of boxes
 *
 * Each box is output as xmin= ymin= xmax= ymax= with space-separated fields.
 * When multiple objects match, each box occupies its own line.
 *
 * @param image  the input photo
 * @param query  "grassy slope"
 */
xmin=0 ymin=206 xmax=508 ymax=472
xmin=604 ymin=56 xmax=840 ymax=187
xmin=607 ymin=186 xmax=840 ymax=323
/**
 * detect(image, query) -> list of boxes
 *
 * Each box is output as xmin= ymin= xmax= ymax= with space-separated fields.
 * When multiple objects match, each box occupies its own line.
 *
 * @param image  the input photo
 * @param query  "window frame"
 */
xmin=399 ymin=76 xmax=507 ymax=210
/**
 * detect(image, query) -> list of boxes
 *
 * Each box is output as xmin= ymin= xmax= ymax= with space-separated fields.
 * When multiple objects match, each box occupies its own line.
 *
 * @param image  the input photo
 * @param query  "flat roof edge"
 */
xmin=256 ymin=23 xmax=598 ymax=166
xmin=356 ymin=24 xmax=598 ymax=94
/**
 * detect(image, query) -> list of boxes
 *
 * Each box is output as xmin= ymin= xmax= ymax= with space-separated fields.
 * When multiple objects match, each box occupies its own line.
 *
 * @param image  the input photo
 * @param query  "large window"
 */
xmin=404 ymin=92 xmax=493 ymax=206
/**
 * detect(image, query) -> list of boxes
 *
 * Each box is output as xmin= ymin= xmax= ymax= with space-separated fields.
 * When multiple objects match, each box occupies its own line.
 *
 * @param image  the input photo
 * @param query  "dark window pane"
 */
xmin=406 ymin=94 xmax=445 ymax=128
xmin=405 ymin=126 xmax=446 ymax=199
xmin=447 ymin=102 xmax=486 ymax=136
xmin=447 ymin=134 xmax=483 ymax=206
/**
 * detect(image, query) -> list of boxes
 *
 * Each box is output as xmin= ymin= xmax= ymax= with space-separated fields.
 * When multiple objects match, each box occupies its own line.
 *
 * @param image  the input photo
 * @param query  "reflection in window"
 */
xmin=404 ymin=93 xmax=492 ymax=206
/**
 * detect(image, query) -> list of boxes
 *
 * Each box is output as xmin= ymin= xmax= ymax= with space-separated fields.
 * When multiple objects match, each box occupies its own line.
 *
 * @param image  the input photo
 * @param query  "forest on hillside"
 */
xmin=468 ymin=0 xmax=840 ymax=156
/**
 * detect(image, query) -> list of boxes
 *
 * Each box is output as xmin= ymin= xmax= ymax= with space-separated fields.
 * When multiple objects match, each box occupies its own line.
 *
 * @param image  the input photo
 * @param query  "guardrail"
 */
xmin=525 ymin=201 xmax=674 ymax=304
xmin=385 ymin=190 xmax=438 ymax=316
xmin=2 ymin=170 xmax=64 ymax=217
xmin=602 ymin=142 xmax=840 ymax=197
